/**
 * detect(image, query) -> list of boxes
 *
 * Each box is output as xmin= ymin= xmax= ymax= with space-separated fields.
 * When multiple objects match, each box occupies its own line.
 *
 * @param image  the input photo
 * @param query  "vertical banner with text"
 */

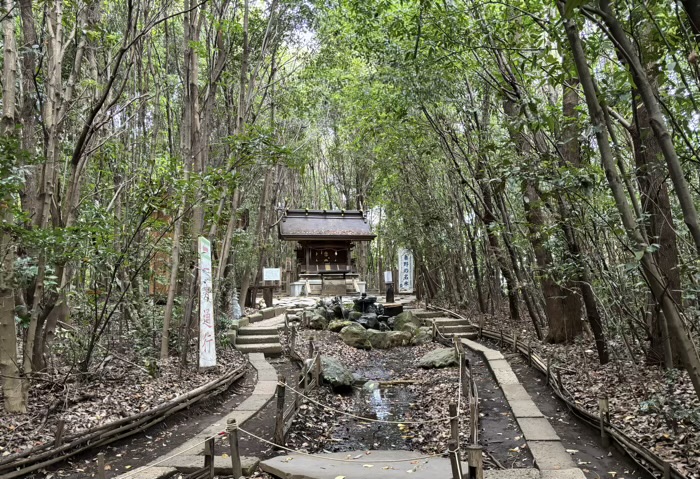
xmin=398 ymin=248 xmax=414 ymax=293
xmin=198 ymin=237 xmax=216 ymax=368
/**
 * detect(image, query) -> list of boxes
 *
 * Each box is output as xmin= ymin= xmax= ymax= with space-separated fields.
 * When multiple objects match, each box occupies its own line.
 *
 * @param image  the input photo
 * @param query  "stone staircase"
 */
xmin=235 ymin=324 xmax=283 ymax=356
xmin=413 ymin=310 xmax=478 ymax=339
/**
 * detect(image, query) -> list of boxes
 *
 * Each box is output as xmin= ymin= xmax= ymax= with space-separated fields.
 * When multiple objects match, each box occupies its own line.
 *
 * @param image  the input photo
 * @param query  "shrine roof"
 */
xmin=278 ymin=209 xmax=376 ymax=241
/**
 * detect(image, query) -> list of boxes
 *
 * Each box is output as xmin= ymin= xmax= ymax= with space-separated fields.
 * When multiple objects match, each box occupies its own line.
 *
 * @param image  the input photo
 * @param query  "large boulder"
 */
xmin=366 ymin=329 xmax=389 ymax=349
xmin=366 ymin=330 xmax=412 ymax=349
xmin=340 ymin=323 xmax=371 ymax=349
xmin=412 ymin=326 xmax=434 ymax=345
xmin=386 ymin=330 xmax=412 ymax=348
xmin=328 ymin=319 xmax=354 ymax=333
xmin=358 ymin=313 xmax=379 ymax=330
xmin=320 ymin=356 xmax=354 ymax=390
xmin=417 ymin=348 xmax=459 ymax=369
xmin=348 ymin=311 xmax=363 ymax=321
xmin=394 ymin=311 xmax=421 ymax=331
xmin=309 ymin=313 xmax=328 ymax=330
xmin=400 ymin=322 xmax=418 ymax=336
xmin=331 ymin=304 xmax=344 ymax=319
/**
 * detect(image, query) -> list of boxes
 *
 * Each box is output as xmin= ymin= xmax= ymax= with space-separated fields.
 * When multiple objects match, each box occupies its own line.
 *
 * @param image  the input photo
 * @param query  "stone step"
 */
xmin=412 ymin=310 xmax=442 ymax=319
xmin=235 ymin=343 xmax=283 ymax=356
xmin=444 ymin=331 xmax=478 ymax=339
xmin=422 ymin=317 xmax=469 ymax=326
xmin=238 ymin=326 xmax=282 ymax=336
xmin=236 ymin=334 xmax=279 ymax=345
xmin=436 ymin=324 xmax=478 ymax=334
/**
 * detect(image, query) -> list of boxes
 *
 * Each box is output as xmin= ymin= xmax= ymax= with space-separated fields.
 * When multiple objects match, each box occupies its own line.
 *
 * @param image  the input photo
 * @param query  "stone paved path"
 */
xmin=261 ymin=450 xmax=541 ymax=479
xmin=114 ymin=353 xmax=277 ymax=479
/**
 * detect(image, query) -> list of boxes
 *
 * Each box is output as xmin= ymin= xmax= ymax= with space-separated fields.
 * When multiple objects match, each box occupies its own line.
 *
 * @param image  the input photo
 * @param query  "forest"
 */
xmin=1 ymin=0 xmax=700 ymax=477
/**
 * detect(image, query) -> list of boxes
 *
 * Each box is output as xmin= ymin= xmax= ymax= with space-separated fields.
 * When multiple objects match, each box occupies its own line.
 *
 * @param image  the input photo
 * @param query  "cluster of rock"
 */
xmin=312 ymin=347 xmax=459 ymax=392
xmin=298 ymin=298 xmax=433 ymax=350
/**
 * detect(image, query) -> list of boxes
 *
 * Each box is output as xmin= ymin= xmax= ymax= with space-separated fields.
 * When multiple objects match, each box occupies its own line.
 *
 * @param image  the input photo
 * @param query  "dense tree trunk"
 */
xmin=561 ymin=2 xmax=700 ymax=400
xmin=503 ymin=98 xmax=582 ymax=342
xmin=559 ymin=77 xmax=609 ymax=363
xmin=596 ymin=0 xmax=700 ymax=257
xmin=632 ymin=92 xmax=682 ymax=367
xmin=1 ymin=0 xmax=27 ymax=413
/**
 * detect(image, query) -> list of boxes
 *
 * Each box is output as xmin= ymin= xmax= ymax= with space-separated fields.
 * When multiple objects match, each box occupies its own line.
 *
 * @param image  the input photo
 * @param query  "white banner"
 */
xmin=398 ymin=249 xmax=414 ymax=293
xmin=384 ymin=271 xmax=393 ymax=283
xmin=199 ymin=237 xmax=216 ymax=368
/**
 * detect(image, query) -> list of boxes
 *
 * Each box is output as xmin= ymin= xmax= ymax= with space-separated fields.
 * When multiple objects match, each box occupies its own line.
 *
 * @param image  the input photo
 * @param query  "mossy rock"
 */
xmin=328 ymin=319 xmax=354 ymax=333
xmin=340 ymin=323 xmax=370 ymax=349
xmin=412 ymin=326 xmax=433 ymax=345
xmin=417 ymin=348 xmax=458 ymax=368
xmin=394 ymin=311 xmax=420 ymax=331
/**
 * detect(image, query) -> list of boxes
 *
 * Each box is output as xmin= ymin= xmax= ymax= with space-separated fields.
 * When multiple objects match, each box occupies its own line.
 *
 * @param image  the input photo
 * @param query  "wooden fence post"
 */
xmin=227 ymin=418 xmax=243 ymax=479
xmin=295 ymin=371 xmax=304 ymax=409
xmin=54 ymin=419 xmax=65 ymax=447
xmin=97 ymin=453 xmax=105 ymax=479
xmin=308 ymin=336 xmax=315 ymax=359
xmin=599 ymin=395 xmax=610 ymax=448
xmin=499 ymin=329 xmax=504 ymax=348
xmin=204 ymin=437 xmax=215 ymax=478
xmin=512 ymin=332 xmax=517 ymax=352
xmin=556 ymin=367 xmax=562 ymax=390
xmin=448 ymin=439 xmax=462 ymax=479
xmin=290 ymin=326 xmax=297 ymax=354
xmin=274 ymin=375 xmax=287 ymax=446
xmin=449 ymin=402 xmax=459 ymax=444
xmin=469 ymin=378 xmax=479 ymax=445
xmin=314 ymin=354 xmax=322 ymax=387
xmin=466 ymin=445 xmax=484 ymax=479
xmin=478 ymin=317 xmax=484 ymax=339
xmin=461 ymin=357 xmax=469 ymax=399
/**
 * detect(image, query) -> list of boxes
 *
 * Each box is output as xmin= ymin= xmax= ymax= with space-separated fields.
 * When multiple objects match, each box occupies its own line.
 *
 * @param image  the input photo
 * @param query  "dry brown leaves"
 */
xmin=0 ymin=347 xmax=246 ymax=457
xmin=478 ymin=312 xmax=700 ymax=479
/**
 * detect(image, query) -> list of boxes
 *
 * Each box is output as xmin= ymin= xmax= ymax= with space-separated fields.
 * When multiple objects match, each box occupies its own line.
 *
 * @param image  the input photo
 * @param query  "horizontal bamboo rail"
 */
xmin=476 ymin=326 xmax=680 ymax=479
xmin=0 ymin=364 xmax=248 ymax=478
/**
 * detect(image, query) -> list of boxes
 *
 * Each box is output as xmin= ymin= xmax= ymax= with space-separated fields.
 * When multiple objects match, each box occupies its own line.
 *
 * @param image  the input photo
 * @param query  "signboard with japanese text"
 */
xmin=198 ymin=237 xmax=216 ymax=368
xmin=398 ymin=249 xmax=414 ymax=293
xmin=263 ymin=268 xmax=281 ymax=282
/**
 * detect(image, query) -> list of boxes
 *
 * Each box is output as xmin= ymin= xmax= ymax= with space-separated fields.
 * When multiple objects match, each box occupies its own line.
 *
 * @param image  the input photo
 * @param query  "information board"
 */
xmin=263 ymin=268 xmax=281 ymax=281
xmin=384 ymin=271 xmax=393 ymax=283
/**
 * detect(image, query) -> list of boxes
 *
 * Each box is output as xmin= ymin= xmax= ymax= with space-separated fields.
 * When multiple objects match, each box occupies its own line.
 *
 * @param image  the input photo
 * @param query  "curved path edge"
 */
xmin=461 ymin=338 xmax=586 ymax=479
xmin=115 ymin=352 xmax=277 ymax=479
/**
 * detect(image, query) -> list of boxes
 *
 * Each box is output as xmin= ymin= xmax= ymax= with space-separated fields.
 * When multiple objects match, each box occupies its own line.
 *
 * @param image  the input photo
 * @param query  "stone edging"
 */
xmin=114 ymin=352 xmax=277 ymax=479
xmin=461 ymin=338 xmax=586 ymax=479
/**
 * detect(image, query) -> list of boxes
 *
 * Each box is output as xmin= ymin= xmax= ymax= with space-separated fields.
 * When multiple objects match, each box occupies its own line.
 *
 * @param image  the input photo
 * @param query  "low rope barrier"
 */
xmin=238 ymin=426 xmax=447 ymax=463
xmin=117 ymin=431 xmax=227 ymax=478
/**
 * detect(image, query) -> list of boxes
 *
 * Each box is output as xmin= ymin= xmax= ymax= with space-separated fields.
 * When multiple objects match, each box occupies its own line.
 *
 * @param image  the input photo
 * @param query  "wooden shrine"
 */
xmin=278 ymin=209 xmax=375 ymax=295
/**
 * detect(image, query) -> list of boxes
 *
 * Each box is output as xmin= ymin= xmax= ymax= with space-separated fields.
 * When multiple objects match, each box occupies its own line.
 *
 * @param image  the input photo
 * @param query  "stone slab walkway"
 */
xmin=261 ymin=450 xmax=540 ymax=479
xmin=461 ymin=338 xmax=585 ymax=478
xmin=114 ymin=353 xmax=277 ymax=479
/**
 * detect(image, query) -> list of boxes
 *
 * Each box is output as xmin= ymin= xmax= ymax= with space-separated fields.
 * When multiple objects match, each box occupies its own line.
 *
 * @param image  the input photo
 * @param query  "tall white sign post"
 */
xmin=198 ymin=237 xmax=216 ymax=368
xmin=398 ymin=248 xmax=414 ymax=293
